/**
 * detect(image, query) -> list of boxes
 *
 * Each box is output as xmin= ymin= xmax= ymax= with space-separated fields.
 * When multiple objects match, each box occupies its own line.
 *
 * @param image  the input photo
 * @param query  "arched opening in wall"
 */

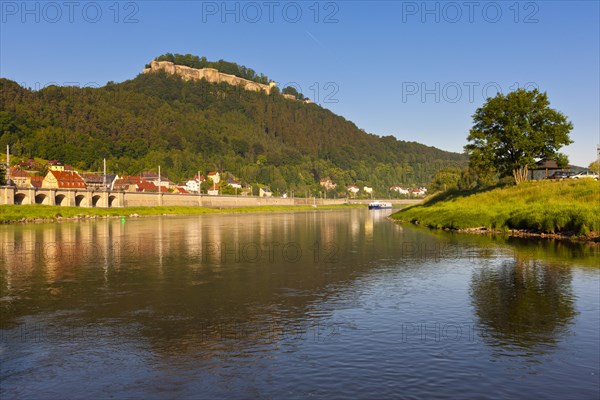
xmin=75 ymin=195 xmax=86 ymax=207
xmin=14 ymin=193 xmax=26 ymax=205
xmin=35 ymin=194 xmax=47 ymax=205
xmin=92 ymin=195 xmax=101 ymax=208
xmin=108 ymin=195 xmax=117 ymax=208
xmin=55 ymin=194 xmax=65 ymax=206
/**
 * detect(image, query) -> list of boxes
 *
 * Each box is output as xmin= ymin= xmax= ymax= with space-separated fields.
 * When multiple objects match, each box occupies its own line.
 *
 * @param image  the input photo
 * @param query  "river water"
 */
xmin=1 ymin=209 xmax=598 ymax=399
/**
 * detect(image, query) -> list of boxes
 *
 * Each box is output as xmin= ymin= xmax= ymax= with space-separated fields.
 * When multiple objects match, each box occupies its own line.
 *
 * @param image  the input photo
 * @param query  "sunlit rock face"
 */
xmin=143 ymin=60 xmax=275 ymax=95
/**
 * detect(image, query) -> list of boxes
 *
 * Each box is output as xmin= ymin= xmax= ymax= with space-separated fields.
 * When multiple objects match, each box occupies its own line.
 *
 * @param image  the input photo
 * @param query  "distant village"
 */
xmin=4 ymin=157 xmax=428 ymax=199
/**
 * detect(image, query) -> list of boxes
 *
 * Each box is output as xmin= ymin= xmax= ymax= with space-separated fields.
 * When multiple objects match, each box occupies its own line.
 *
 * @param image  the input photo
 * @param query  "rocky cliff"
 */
xmin=143 ymin=60 xmax=276 ymax=95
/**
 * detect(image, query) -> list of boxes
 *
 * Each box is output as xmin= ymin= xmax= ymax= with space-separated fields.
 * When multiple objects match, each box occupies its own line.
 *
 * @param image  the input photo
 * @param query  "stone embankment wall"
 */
xmin=1 ymin=187 xmax=421 ymax=208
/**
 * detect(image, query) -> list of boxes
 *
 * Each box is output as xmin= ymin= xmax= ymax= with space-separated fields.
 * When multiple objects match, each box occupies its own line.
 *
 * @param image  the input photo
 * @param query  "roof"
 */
xmin=80 ymin=173 xmax=104 ymax=183
xmin=207 ymin=171 xmax=219 ymax=176
xmin=534 ymin=159 xmax=560 ymax=169
xmin=30 ymin=176 xmax=43 ymax=188
xmin=112 ymin=180 xmax=131 ymax=190
xmin=136 ymin=180 xmax=159 ymax=192
xmin=47 ymin=170 xmax=86 ymax=188
xmin=134 ymin=180 xmax=168 ymax=192
xmin=9 ymin=167 xmax=30 ymax=178
xmin=118 ymin=176 xmax=142 ymax=184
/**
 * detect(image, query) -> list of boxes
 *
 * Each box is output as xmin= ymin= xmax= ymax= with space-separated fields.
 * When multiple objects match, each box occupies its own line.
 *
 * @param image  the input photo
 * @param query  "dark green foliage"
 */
xmin=429 ymin=167 xmax=462 ymax=192
xmin=465 ymin=89 xmax=573 ymax=184
xmin=282 ymin=86 xmax=305 ymax=100
xmin=0 ymin=69 xmax=466 ymax=193
xmin=0 ymin=164 xmax=6 ymax=185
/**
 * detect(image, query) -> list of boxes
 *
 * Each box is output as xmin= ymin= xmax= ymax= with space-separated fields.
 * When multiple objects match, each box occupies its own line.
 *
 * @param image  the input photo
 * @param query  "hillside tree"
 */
xmin=465 ymin=89 xmax=573 ymax=184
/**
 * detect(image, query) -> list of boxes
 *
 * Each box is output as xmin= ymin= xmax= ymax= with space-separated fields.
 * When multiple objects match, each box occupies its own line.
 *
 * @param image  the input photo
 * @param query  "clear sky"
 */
xmin=1 ymin=0 xmax=598 ymax=166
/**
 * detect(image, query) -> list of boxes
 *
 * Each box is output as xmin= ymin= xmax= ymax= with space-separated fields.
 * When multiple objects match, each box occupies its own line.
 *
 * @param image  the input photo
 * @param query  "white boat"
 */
xmin=368 ymin=201 xmax=392 ymax=210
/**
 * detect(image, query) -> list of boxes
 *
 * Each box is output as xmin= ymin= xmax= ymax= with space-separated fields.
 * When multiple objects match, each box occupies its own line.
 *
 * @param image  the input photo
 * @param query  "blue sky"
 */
xmin=1 ymin=0 xmax=598 ymax=166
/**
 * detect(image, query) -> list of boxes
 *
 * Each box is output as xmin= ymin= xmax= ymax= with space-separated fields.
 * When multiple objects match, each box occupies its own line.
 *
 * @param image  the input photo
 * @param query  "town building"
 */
xmin=207 ymin=172 xmax=220 ymax=184
xmin=8 ymin=167 xmax=31 ymax=187
xmin=42 ymin=170 xmax=86 ymax=189
xmin=259 ymin=187 xmax=272 ymax=197
xmin=320 ymin=177 xmax=337 ymax=191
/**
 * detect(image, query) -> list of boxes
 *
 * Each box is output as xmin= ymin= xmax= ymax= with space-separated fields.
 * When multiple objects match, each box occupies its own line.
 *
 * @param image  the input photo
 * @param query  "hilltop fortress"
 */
xmin=143 ymin=60 xmax=276 ymax=95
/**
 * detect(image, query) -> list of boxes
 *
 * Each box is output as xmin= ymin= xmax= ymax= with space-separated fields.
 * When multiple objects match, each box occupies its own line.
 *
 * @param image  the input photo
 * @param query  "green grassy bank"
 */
xmin=390 ymin=180 xmax=600 ymax=237
xmin=0 ymin=204 xmax=364 ymax=224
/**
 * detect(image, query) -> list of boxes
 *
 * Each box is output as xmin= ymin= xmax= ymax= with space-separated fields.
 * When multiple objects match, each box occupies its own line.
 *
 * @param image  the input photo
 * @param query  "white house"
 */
xmin=185 ymin=179 xmax=200 ymax=193
xmin=259 ymin=187 xmax=272 ymax=197
xmin=390 ymin=185 xmax=409 ymax=195
xmin=207 ymin=172 xmax=220 ymax=184
xmin=411 ymin=187 xmax=427 ymax=197
xmin=228 ymin=177 xmax=242 ymax=189
xmin=363 ymin=186 xmax=373 ymax=194
xmin=347 ymin=185 xmax=360 ymax=194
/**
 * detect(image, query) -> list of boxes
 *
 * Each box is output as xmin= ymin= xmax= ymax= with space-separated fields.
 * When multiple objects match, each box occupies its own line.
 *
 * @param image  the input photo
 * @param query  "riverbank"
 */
xmin=390 ymin=180 xmax=600 ymax=241
xmin=0 ymin=204 xmax=365 ymax=224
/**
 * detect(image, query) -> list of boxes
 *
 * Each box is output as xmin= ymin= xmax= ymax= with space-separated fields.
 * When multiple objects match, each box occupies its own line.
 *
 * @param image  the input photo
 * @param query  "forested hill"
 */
xmin=0 ymin=62 xmax=466 ymax=194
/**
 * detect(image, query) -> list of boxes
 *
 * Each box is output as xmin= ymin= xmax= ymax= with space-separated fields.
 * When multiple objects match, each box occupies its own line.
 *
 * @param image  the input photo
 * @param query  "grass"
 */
xmin=0 ymin=203 xmax=364 ymax=224
xmin=390 ymin=179 xmax=600 ymax=237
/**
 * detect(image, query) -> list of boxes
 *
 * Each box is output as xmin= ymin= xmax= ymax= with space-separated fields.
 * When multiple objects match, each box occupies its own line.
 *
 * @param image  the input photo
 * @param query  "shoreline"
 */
xmin=388 ymin=181 xmax=599 ymax=244
xmin=389 ymin=217 xmax=600 ymax=244
xmin=0 ymin=204 xmax=366 ymax=225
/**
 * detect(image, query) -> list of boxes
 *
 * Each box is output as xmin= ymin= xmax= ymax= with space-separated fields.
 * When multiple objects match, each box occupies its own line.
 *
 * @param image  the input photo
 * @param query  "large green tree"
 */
xmin=465 ymin=89 xmax=573 ymax=184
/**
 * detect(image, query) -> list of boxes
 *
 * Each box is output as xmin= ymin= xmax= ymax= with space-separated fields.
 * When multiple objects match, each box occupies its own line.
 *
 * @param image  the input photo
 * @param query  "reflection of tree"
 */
xmin=470 ymin=257 xmax=576 ymax=353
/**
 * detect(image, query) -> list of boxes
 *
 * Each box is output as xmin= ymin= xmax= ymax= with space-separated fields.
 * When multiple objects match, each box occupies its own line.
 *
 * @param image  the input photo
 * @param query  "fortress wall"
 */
xmin=144 ymin=61 xmax=273 ymax=95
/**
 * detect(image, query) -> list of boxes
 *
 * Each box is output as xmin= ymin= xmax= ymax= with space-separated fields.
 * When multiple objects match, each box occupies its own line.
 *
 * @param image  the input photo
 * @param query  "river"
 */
xmin=1 ymin=209 xmax=599 ymax=399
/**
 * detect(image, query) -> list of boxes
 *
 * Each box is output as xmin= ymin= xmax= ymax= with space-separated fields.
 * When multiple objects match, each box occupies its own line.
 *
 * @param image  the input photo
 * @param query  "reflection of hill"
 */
xmin=470 ymin=257 xmax=577 ymax=354
xmin=0 ymin=210 xmax=412 ymax=352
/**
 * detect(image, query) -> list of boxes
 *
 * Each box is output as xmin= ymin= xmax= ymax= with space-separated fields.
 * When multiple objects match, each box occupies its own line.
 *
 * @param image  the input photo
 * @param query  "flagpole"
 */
xmin=6 ymin=145 xmax=10 ymax=186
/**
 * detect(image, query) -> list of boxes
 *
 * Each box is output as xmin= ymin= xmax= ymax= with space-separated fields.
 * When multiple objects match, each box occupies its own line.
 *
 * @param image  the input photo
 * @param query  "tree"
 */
xmin=0 ymin=164 xmax=6 ymax=185
xmin=465 ymin=89 xmax=573 ymax=184
xmin=282 ymin=86 xmax=305 ymax=100
xmin=429 ymin=167 xmax=461 ymax=192
xmin=589 ymin=160 xmax=600 ymax=174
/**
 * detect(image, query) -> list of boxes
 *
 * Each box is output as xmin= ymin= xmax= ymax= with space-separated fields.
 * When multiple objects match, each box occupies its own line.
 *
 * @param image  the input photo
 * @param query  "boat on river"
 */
xmin=368 ymin=201 xmax=392 ymax=210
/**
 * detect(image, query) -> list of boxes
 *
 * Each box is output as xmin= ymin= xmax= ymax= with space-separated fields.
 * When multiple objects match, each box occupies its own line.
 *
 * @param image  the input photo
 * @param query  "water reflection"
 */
xmin=0 ymin=210 xmax=598 ymax=398
xmin=470 ymin=256 xmax=577 ymax=355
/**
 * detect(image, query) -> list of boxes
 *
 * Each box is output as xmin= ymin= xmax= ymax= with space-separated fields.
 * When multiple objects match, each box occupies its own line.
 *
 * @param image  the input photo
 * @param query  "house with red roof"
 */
xmin=42 ymin=170 xmax=87 ymax=189
xmin=29 ymin=176 xmax=43 ymax=188
xmin=172 ymin=186 xmax=189 ymax=194
xmin=135 ymin=180 xmax=167 ymax=192
xmin=112 ymin=176 xmax=141 ymax=191
xmin=8 ymin=167 xmax=32 ymax=187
